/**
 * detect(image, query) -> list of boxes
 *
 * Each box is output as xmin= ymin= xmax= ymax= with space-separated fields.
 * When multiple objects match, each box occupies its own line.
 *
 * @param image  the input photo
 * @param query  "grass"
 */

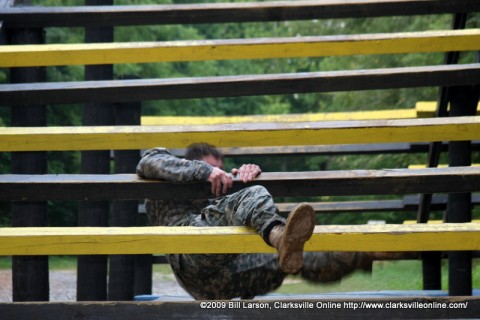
xmin=0 ymin=256 xmax=77 ymax=270
xmin=275 ymin=260 xmax=423 ymax=294
xmin=1 ymin=256 xmax=479 ymax=294
xmin=274 ymin=260 xmax=480 ymax=294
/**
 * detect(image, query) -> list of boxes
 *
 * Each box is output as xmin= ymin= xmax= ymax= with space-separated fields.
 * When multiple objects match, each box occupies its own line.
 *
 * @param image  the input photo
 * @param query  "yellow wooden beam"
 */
xmin=0 ymin=223 xmax=479 ymax=255
xmin=1 ymin=116 xmax=479 ymax=151
xmin=140 ymin=102 xmax=480 ymax=126
xmin=142 ymin=101 xmax=480 ymax=126
xmin=408 ymin=164 xmax=480 ymax=169
xmin=415 ymin=102 xmax=438 ymax=118
xmin=403 ymin=220 xmax=480 ymax=224
xmin=1 ymin=29 xmax=480 ymax=67
xmin=141 ymin=109 xmax=417 ymax=126
xmin=415 ymin=101 xmax=480 ymax=118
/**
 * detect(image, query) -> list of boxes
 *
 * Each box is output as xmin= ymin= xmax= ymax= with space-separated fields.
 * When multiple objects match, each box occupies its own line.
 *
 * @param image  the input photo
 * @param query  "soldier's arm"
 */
xmin=136 ymin=147 xmax=213 ymax=183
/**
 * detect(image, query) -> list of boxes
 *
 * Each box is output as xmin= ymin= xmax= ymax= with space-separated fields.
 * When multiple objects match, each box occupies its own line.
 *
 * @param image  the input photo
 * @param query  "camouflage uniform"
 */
xmin=137 ymin=148 xmax=371 ymax=300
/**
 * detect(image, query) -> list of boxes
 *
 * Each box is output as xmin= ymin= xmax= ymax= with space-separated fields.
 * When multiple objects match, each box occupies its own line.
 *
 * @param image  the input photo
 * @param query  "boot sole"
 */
xmin=279 ymin=203 xmax=315 ymax=274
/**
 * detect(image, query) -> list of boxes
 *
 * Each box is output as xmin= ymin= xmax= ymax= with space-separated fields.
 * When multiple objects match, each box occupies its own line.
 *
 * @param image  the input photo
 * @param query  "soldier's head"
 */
xmin=185 ymin=142 xmax=224 ymax=169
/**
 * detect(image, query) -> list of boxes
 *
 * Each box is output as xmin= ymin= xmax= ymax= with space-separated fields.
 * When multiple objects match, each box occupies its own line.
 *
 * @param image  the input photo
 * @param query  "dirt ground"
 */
xmin=0 ymin=270 xmax=189 ymax=302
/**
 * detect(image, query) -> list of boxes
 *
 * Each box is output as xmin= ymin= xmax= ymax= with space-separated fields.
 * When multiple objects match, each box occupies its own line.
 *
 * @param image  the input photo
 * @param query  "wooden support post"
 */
xmin=417 ymin=12 xmax=467 ymax=291
xmin=0 ymin=0 xmax=15 ymax=45
xmin=76 ymin=0 xmax=113 ymax=302
xmin=108 ymin=79 xmax=142 ymax=301
xmin=134 ymin=249 xmax=153 ymax=296
xmin=446 ymin=85 xmax=480 ymax=296
xmin=8 ymin=7 xmax=49 ymax=301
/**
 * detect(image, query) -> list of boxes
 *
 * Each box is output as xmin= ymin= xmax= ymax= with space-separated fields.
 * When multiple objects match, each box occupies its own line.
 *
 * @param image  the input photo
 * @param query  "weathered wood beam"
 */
xmin=169 ymin=142 xmax=480 ymax=157
xmin=280 ymin=195 xmax=480 ymax=214
xmin=142 ymin=109 xmax=418 ymax=126
xmin=258 ymin=200 xmax=406 ymax=214
xmin=277 ymin=199 xmax=409 ymax=214
xmin=137 ymin=200 xmax=405 ymax=215
xmin=2 ymin=64 xmax=479 ymax=106
xmin=76 ymin=0 xmax=114 ymax=301
xmin=0 ymin=223 xmax=479 ymax=255
xmin=1 ymin=0 xmax=479 ymax=28
xmin=0 ymin=166 xmax=479 ymax=201
xmin=141 ymin=103 xmax=480 ymax=126
xmin=416 ymin=101 xmax=480 ymax=117
xmin=138 ymin=195 xmax=480 ymax=214
xmin=0 ymin=0 xmax=15 ymax=44
xmin=2 ymin=298 xmax=480 ymax=320
xmin=2 ymin=29 xmax=480 ymax=67
xmin=1 ymin=116 xmax=479 ymax=152
xmin=7 ymin=6 xmax=49 ymax=302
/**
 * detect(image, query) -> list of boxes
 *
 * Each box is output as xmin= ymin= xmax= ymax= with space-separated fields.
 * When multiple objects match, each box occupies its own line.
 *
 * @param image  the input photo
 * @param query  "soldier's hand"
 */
xmin=207 ymin=167 xmax=233 ymax=196
xmin=231 ymin=164 xmax=262 ymax=183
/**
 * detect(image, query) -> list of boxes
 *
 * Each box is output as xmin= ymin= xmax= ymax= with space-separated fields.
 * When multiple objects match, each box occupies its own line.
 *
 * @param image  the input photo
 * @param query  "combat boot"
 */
xmin=269 ymin=203 xmax=316 ymax=274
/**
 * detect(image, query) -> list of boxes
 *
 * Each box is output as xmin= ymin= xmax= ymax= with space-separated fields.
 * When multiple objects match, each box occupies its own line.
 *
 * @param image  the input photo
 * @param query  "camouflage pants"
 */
xmin=166 ymin=185 xmax=371 ymax=300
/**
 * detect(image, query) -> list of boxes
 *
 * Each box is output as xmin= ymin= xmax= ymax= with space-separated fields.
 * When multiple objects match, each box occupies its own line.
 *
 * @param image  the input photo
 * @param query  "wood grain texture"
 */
xmin=2 ymin=64 xmax=479 ymax=106
xmin=1 ymin=166 xmax=479 ymax=201
xmin=1 ymin=298 xmax=480 ymax=320
xmin=1 ymin=223 xmax=479 ymax=255
xmin=1 ymin=116 xmax=479 ymax=151
xmin=142 ymin=102 xmax=480 ymax=125
xmin=2 ymin=0 xmax=479 ymax=27
xmin=141 ymin=109 xmax=418 ymax=126
xmin=3 ymin=29 xmax=480 ymax=67
xmin=137 ymin=195 xmax=479 ymax=213
xmin=170 ymin=142 xmax=480 ymax=157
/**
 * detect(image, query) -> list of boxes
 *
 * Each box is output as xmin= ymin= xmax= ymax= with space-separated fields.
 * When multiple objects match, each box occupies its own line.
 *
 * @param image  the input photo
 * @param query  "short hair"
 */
xmin=185 ymin=142 xmax=224 ymax=161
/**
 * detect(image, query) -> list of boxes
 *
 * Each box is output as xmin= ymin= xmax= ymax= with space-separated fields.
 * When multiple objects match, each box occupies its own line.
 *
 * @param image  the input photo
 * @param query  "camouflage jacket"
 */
xmin=136 ymin=147 xmax=213 ymax=227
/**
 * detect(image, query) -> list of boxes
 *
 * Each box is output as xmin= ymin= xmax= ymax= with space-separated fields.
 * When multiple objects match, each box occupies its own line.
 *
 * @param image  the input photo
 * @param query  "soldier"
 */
xmin=137 ymin=143 xmax=375 ymax=300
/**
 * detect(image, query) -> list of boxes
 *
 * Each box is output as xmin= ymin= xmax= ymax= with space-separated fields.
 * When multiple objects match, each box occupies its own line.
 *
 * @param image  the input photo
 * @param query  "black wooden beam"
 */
xmin=109 ymin=88 xmax=142 ymax=301
xmin=1 ymin=167 xmax=479 ymax=201
xmin=1 ymin=298 xmax=479 ymax=320
xmin=172 ymin=144 xmax=417 ymax=158
xmin=170 ymin=142 xmax=480 ymax=158
xmin=137 ymin=195 xmax=479 ymax=214
xmin=1 ymin=0 xmax=479 ymax=28
xmin=417 ymin=12 xmax=469 ymax=292
xmin=446 ymin=85 xmax=480 ymax=296
xmin=8 ymin=4 xmax=49 ymax=302
xmin=127 ymin=141 xmax=480 ymax=160
xmin=0 ymin=0 xmax=15 ymax=44
xmin=76 ymin=0 xmax=114 ymax=303
xmin=275 ymin=195 xmax=480 ymax=214
xmin=1 ymin=64 xmax=480 ymax=106
xmin=417 ymin=13 xmax=468 ymax=224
